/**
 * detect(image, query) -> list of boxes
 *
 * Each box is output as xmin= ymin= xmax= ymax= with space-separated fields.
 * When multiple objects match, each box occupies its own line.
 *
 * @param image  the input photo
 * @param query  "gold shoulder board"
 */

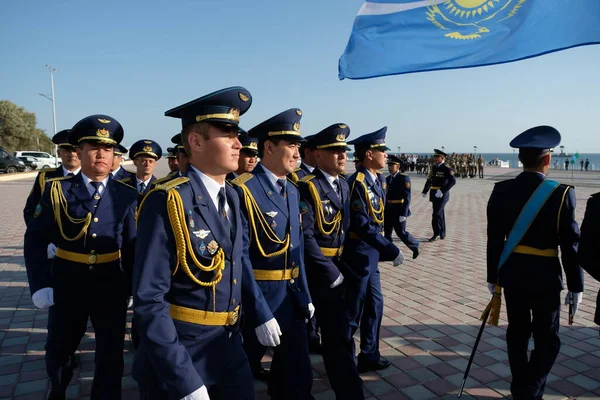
xmin=46 ymin=175 xmax=72 ymax=182
xmin=115 ymin=180 xmax=136 ymax=190
xmin=119 ymin=177 xmax=131 ymax=184
xmin=156 ymin=177 xmax=190 ymax=191
xmin=300 ymin=174 xmax=315 ymax=183
xmin=152 ymin=176 xmax=171 ymax=186
xmin=356 ymin=172 xmax=365 ymax=183
xmin=232 ymin=173 xmax=253 ymax=187
xmin=287 ymin=177 xmax=298 ymax=187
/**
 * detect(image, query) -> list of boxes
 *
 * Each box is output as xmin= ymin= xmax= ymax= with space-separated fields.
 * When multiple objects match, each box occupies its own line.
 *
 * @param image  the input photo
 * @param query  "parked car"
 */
xmin=0 ymin=147 xmax=27 ymax=173
xmin=14 ymin=151 xmax=59 ymax=169
xmin=17 ymin=156 xmax=38 ymax=172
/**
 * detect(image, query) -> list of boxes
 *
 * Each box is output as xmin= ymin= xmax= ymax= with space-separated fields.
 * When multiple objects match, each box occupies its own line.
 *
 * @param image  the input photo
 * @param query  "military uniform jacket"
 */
xmin=577 ymin=192 xmax=600 ymax=324
xmin=233 ymin=163 xmax=311 ymax=331
xmin=289 ymin=162 xmax=313 ymax=184
xmin=23 ymin=168 xmax=66 ymax=225
xmin=112 ymin=166 xmax=136 ymax=182
xmin=422 ymin=162 xmax=456 ymax=201
xmin=486 ymin=172 xmax=583 ymax=292
xmin=132 ymin=171 xmax=272 ymax=398
xmin=386 ymin=172 xmax=411 ymax=217
xmin=342 ymin=165 xmax=399 ymax=277
xmin=298 ymin=169 xmax=350 ymax=288
xmin=23 ymin=173 xmax=138 ymax=295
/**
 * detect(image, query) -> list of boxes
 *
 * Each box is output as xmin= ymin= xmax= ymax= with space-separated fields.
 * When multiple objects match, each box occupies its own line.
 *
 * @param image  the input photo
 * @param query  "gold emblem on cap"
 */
xmin=238 ymin=92 xmax=249 ymax=102
xmin=295 ymin=109 xmax=302 ymax=116
xmin=97 ymin=128 xmax=110 ymax=137
xmin=144 ymin=140 xmax=152 ymax=144
xmin=143 ymin=145 xmax=153 ymax=152
xmin=338 ymin=124 xmax=347 ymax=129
xmin=336 ymin=133 xmax=346 ymax=142
xmin=249 ymin=142 xmax=258 ymax=149
xmin=231 ymin=108 xmax=240 ymax=119
xmin=97 ymin=118 xmax=111 ymax=124
xmin=293 ymin=122 xmax=300 ymax=132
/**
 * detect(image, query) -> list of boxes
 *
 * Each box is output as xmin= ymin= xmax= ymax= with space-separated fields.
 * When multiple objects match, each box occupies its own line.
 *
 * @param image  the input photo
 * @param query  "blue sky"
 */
xmin=1 ymin=0 xmax=599 ymax=153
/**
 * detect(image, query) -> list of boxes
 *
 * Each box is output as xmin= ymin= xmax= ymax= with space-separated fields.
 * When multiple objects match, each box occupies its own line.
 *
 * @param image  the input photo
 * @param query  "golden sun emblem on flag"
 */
xmin=426 ymin=0 xmax=527 ymax=40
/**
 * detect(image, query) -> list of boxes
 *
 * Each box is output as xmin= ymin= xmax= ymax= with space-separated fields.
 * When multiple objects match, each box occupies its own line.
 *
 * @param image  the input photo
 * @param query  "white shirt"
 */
xmin=135 ymin=176 xmax=153 ymax=191
xmin=81 ymin=172 xmax=109 ymax=196
xmin=188 ymin=165 xmax=229 ymax=216
xmin=260 ymin=164 xmax=286 ymax=192
xmin=303 ymin=163 xmax=315 ymax=173
xmin=62 ymin=166 xmax=80 ymax=176
xmin=110 ymin=166 xmax=122 ymax=177
xmin=319 ymin=169 xmax=340 ymax=194
xmin=365 ymin=169 xmax=378 ymax=185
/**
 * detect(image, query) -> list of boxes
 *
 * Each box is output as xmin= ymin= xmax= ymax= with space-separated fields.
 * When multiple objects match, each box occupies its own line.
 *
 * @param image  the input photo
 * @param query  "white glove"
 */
xmin=435 ymin=189 xmax=443 ymax=198
xmin=47 ymin=243 xmax=57 ymax=259
xmin=487 ymin=283 xmax=495 ymax=295
xmin=308 ymin=303 xmax=315 ymax=319
xmin=421 ymin=193 xmax=426 ymax=199
xmin=393 ymin=250 xmax=405 ymax=266
xmin=181 ymin=385 xmax=210 ymax=400
xmin=32 ymin=287 xmax=54 ymax=309
xmin=399 ymin=216 xmax=407 ymax=223
xmin=127 ymin=296 xmax=133 ymax=309
xmin=564 ymin=292 xmax=583 ymax=315
xmin=255 ymin=318 xmax=282 ymax=347
xmin=330 ymin=273 xmax=344 ymax=289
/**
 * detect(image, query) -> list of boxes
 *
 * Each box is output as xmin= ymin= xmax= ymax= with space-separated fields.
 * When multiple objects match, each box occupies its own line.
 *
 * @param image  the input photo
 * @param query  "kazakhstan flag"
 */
xmin=338 ymin=0 xmax=600 ymax=80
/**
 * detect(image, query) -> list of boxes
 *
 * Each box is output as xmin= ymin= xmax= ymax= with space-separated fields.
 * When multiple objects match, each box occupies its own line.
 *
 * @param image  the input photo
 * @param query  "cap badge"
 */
xmin=336 ymin=133 xmax=346 ymax=142
xmin=143 ymin=146 xmax=153 ymax=152
xmin=295 ymin=109 xmax=302 ymax=116
xmin=97 ymin=118 xmax=111 ymax=124
xmin=249 ymin=142 xmax=258 ymax=149
xmin=144 ymin=140 xmax=152 ymax=144
xmin=338 ymin=124 xmax=347 ymax=129
xmin=238 ymin=92 xmax=249 ymax=102
xmin=293 ymin=122 xmax=300 ymax=132
xmin=97 ymin=128 xmax=110 ymax=137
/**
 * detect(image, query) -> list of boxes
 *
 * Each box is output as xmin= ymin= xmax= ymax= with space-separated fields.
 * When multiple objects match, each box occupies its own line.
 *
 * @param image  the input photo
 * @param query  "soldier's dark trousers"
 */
xmin=346 ymin=264 xmax=384 ymax=363
xmin=138 ymin=334 xmax=255 ymax=400
xmin=431 ymin=198 xmax=448 ymax=238
xmin=244 ymin=318 xmax=314 ymax=400
xmin=504 ymin=289 xmax=561 ymax=400
xmin=384 ymin=214 xmax=419 ymax=252
xmin=46 ymin=266 xmax=127 ymax=400
xmin=313 ymin=283 xmax=364 ymax=400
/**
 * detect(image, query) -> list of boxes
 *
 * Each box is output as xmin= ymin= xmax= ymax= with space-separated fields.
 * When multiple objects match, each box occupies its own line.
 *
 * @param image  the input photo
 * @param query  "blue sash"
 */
xmin=498 ymin=179 xmax=560 ymax=269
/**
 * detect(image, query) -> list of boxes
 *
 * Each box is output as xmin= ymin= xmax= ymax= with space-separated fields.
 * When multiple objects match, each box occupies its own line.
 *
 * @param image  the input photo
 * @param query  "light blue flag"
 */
xmin=338 ymin=0 xmax=600 ymax=80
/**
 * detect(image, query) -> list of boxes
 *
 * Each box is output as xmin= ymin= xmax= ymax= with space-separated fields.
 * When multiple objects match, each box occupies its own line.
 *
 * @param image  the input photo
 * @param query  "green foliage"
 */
xmin=0 ymin=100 xmax=54 ymax=153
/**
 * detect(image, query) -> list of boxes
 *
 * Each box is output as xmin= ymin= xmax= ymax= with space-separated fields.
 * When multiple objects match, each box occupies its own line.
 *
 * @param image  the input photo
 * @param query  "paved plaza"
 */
xmin=1 ymin=162 xmax=600 ymax=399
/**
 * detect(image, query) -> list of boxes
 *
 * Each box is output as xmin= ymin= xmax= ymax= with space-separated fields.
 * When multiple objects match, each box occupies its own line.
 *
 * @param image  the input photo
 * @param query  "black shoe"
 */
xmin=357 ymin=357 xmax=391 ymax=373
xmin=252 ymin=368 xmax=270 ymax=382
xmin=428 ymin=236 xmax=438 ymax=242
xmin=412 ymin=248 xmax=419 ymax=259
xmin=440 ymin=235 xmax=445 ymax=240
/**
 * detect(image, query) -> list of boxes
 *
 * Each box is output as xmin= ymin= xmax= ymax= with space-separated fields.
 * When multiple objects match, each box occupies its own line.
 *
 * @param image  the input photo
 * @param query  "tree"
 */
xmin=0 ymin=101 xmax=53 ymax=153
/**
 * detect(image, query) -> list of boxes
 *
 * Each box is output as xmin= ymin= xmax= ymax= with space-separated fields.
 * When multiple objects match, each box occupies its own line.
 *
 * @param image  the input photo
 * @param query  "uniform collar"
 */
xmin=136 ymin=176 xmax=153 ymax=187
xmin=62 ymin=166 xmax=80 ymax=176
xmin=259 ymin=163 xmax=284 ymax=189
xmin=319 ymin=168 xmax=339 ymax=191
xmin=188 ymin=165 xmax=227 ymax=211
xmin=80 ymin=172 xmax=109 ymax=192
xmin=302 ymin=162 xmax=315 ymax=173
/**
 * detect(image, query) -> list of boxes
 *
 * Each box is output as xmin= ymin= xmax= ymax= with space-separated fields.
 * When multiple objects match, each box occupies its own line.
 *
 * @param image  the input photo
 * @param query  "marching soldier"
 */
xmin=226 ymin=135 xmax=258 ymax=181
xmin=23 ymin=129 xmax=81 ymax=225
xmin=477 ymin=155 xmax=485 ymax=179
xmin=384 ymin=155 xmax=419 ymax=259
xmin=232 ymin=108 xmax=314 ymax=399
xmin=298 ymin=123 xmax=364 ymax=399
xmin=24 ymin=115 xmax=138 ymax=399
xmin=289 ymin=134 xmax=316 ymax=183
xmin=121 ymin=139 xmax=162 ymax=196
xmin=132 ymin=87 xmax=275 ymax=400
xmin=421 ymin=149 xmax=456 ymax=241
xmin=111 ymin=144 xmax=136 ymax=181
xmin=344 ymin=127 xmax=403 ymax=373
xmin=487 ymin=126 xmax=583 ymax=400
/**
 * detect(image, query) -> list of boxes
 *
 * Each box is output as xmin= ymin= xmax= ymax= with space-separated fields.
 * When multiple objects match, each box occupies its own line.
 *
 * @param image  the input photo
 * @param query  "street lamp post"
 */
xmin=397 ymin=146 xmax=401 ymax=155
xmin=39 ymin=65 xmax=58 ymax=163
xmin=441 ymin=146 xmax=445 ymax=153
xmin=473 ymin=145 xmax=477 ymax=155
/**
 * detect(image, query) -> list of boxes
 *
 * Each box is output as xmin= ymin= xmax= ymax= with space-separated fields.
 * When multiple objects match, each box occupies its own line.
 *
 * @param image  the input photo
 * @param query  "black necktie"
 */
xmin=218 ymin=188 xmax=232 ymax=238
xmin=332 ymin=178 xmax=341 ymax=199
xmin=90 ymin=181 xmax=101 ymax=209
xmin=138 ymin=182 xmax=146 ymax=195
xmin=67 ymin=172 xmax=74 ymax=177
xmin=277 ymin=179 xmax=287 ymax=198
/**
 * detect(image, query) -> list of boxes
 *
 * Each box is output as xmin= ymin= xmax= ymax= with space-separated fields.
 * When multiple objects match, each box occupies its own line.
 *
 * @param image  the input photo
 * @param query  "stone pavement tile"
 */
xmin=0 ymin=373 xmax=18 ymax=387
xmin=377 ymin=392 xmax=409 ymax=400
xmin=447 ymin=357 xmax=468 ymax=371
xmin=362 ymin=379 xmax=396 ymax=396
xmin=546 ymin=379 xmax=587 ymax=397
xmin=445 ymin=373 xmax=480 ymax=390
xmin=559 ymin=345 xmax=586 ymax=358
xmin=13 ymin=393 xmax=47 ymax=400
xmin=468 ymin=368 xmax=501 ymax=385
xmin=433 ymin=336 xmax=461 ymax=347
xmin=1 ymin=335 xmax=30 ymax=347
xmin=566 ymin=374 xmax=600 ymax=391
xmin=406 ymin=367 xmax=438 ymax=383
xmin=22 ymin=359 xmax=45 ymax=372
xmin=465 ymin=387 xmax=504 ymax=398
xmin=483 ymin=349 xmax=508 ymax=362
xmin=4 ymin=330 xmax=29 ymax=339
xmin=401 ymin=384 xmax=437 ymax=400
xmin=578 ymin=354 xmax=600 ymax=368
xmin=551 ymin=363 xmax=578 ymax=378
xmin=0 ymin=343 xmax=27 ymax=354
xmin=427 ymin=362 xmax=460 ymax=378
xmin=14 ymin=378 xmax=47 ymax=396
xmin=0 ymin=354 xmax=23 ymax=366
xmin=422 ymin=378 xmax=458 ymax=397
xmin=482 ymin=363 xmax=511 ymax=379
xmin=561 ymin=358 xmax=592 ymax=373
xmin=0 ymin=383 xmax=15 ymax=397
xmin=472 ymin=353 xmax=496 ymax=367
xmin=487 ymin=379 xmax=511 ymax=398
xmin=411 ymin=353 xmax=440 ymax=367
xmin=18 ymin=370 xmax=47 ymax=383
xmin=384 ymin=372 xmax=419 ymax=389
xmin=391 ymin=356 xmax=422 ymax=372
xmin=571 ymin=340 xmax=600 ymax=353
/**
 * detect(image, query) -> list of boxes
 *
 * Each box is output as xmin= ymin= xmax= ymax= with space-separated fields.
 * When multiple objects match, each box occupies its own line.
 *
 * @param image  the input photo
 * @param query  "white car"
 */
xmin=14 ymin=151 xmax=60 ymax=169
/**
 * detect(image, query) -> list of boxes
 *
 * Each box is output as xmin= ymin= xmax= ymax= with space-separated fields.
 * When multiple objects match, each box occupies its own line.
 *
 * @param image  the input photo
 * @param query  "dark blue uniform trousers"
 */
xmin=137 ymin=334 xmax=254 ymax=400
xmin=346 ymin=264 xmax=384 ymax=363
xmin=244 ymin=317 xmax=314 ymax=400
xmin=504 ymin=289 xmax=561 ymax=400
xmin=431 ymin=198 xmax=448 ymax=238
xmin=384 ymin=216 xmax=419 ymax=252
xmin=46 ymin=266 xmax=127 ymax=399
xmin=314 ymin=283 xmax=364 ymax=399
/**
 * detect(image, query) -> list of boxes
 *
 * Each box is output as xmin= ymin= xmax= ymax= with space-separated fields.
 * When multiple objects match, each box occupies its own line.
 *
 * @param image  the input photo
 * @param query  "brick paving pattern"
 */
xmin=1 ymin=162 xmax=599 ymax=399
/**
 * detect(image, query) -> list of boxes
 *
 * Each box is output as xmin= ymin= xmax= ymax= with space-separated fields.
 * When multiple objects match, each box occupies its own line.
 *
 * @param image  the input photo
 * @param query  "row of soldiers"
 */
xmin=22 ymin=86 xmax=410 ymax=400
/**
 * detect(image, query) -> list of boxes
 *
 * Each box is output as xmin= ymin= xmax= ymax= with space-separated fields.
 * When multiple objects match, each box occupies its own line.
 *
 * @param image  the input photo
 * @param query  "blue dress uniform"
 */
xmin=132 ymin=87 xmax=272 ymax=400
xmin=24 ymin=115 xmax=138 ymax=399
xmin=579 ymin=192 xmax=600 ymax=325
xmin=384 ymin=156 xmax=419 ymax=258
xmin=226 ymin=134 xmax=258 ymax=182
xmin=487 ymin=126 xmax=583 ymax=400
xmin=298 ymin=124 xmax=364 ymax=400
xmin=421 ymin=149 xmax=456 ymax=241
xmin=343 ymin=127 xmax=400 ymax=373
xmin=123 ymin=139 xmax=162 ymax=196
xmin=289 ymin=135 xmax=316 ymax=184
xmin=232 ymin=109 xmax=314 ymax=400
xmin=23 ymin=129 xmax=80 ymax=225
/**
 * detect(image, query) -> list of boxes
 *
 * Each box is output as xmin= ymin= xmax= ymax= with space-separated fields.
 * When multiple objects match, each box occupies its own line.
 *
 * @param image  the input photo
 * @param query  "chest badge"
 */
xmin=265 ymin=211 xmax=278 ymax=218
xmin=207 ymin=240 xmax=219 ymax=255
xmin=193 ymin=230 xmax=210 ymax=239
